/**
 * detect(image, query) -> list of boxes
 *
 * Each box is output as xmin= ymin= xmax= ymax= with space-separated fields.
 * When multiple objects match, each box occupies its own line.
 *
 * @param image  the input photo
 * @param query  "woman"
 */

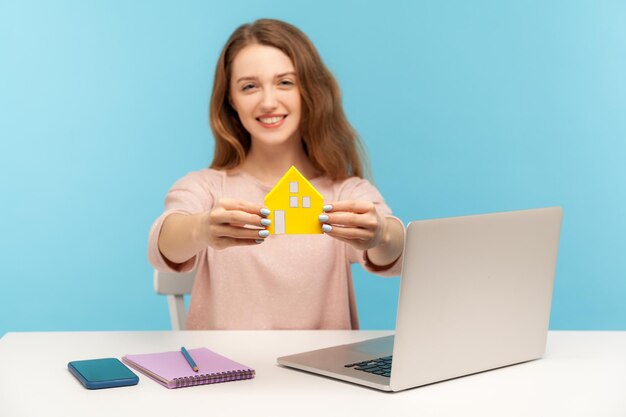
xmin=149 ymin=19 xmax=404 ymax=330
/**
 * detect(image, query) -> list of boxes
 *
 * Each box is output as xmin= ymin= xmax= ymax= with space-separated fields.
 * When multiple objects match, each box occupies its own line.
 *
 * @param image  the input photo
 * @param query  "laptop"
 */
xmin=277 ymin=207 xmax=562 ymax=391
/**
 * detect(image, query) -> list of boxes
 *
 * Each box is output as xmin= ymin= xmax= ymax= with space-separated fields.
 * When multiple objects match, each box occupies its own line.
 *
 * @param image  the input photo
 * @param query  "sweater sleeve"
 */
xmin=337 ymin=177 xmax=404 ymax=277
xmin=147 ymin=170 xmax=220 ymax=273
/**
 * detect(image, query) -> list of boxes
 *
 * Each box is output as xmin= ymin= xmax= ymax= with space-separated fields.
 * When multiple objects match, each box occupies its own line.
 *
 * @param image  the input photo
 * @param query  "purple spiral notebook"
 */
xmin=121 ymin=348 xmax=255 ymax=389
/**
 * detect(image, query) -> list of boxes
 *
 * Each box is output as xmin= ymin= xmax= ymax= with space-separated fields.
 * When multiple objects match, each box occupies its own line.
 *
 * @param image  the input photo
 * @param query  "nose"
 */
xmin=260 ymin=87 xmax=278 ymax=111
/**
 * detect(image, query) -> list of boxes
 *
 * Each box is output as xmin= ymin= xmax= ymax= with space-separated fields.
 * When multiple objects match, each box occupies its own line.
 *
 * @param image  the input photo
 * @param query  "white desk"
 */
xmin=0 ymin=331 xmax=624 ymax=417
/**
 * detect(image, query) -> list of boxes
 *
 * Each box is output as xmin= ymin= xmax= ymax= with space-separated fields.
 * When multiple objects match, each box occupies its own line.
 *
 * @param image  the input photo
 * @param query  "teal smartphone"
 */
xmin=68 ymin=358 xmax=139 ymax=389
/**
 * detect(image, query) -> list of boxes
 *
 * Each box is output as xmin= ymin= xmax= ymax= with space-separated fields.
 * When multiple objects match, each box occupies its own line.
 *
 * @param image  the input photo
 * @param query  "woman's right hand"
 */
xmin=195 ymin=198 xmax=272 ymax=250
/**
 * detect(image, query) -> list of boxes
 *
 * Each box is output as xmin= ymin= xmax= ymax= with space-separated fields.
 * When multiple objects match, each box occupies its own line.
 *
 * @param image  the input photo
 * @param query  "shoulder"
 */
xmin=164 ymin=168 xmax=226 ymax=212
xmin=171 ymin=168 xmax=225 ymax=192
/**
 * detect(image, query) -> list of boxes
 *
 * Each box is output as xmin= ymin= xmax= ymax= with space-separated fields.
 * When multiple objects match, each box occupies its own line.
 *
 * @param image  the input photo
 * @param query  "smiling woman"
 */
xmin=209 ymin=19 xmax=366 ymax=180
xmin=148 ymin=19 xmax=405 ymax=330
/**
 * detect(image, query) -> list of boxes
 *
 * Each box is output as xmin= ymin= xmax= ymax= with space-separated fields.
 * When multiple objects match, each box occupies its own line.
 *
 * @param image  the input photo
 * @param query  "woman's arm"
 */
xmin=364 ymin=216 xmax=404 ymax=267
xmin=158 ymin=199 xmax=271 ymax=265
xmin=319 ymin=201 xmax=404 ymax=268
xmin=158 ymin=212 xmax=208 ymax=265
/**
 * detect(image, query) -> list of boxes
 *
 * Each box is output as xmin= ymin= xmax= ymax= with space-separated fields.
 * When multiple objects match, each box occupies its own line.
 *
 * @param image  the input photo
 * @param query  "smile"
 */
xmin=257 ymin=115 xmax=287 ymax=128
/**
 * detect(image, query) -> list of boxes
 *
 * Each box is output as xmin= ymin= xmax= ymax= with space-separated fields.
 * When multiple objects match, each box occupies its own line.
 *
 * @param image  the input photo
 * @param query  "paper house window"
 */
xmin=290 ymin=182 xmax=298 ymax=193
xmin=290 ymin=196 xmax=298 ymax=208
xmin=302 ymin=196 xmax=311 ymax=208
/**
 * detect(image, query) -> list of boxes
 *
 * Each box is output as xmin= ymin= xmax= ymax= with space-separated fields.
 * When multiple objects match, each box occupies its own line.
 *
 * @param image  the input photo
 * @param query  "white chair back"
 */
xmin=153 ymin=269 xmax=195 ymax=330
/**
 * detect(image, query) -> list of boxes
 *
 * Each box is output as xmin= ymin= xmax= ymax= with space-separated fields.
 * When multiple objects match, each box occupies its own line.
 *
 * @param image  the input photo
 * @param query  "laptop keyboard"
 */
xmin=344 ymin=355 xmax=392 ymax=377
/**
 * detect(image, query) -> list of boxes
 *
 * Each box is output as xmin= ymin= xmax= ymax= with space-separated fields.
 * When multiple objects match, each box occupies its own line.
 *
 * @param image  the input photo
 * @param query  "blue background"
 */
xmin=1 ymin=1 xmax=625 ymax=336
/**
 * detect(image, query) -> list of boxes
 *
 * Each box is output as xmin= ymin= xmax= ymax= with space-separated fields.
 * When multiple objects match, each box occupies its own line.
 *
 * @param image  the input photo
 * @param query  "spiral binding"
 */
xmin=173 ymin=369 xmax=255 ymax=388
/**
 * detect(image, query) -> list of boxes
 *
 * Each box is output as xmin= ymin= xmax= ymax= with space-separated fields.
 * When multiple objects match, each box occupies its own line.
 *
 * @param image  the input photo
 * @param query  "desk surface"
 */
xmin=1 ymin=330 xmax=625 ymax=417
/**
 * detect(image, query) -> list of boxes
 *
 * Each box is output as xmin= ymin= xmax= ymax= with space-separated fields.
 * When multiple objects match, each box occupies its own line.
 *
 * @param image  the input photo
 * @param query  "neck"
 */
xmin=240 ymin=138 xmax=318 ymax=186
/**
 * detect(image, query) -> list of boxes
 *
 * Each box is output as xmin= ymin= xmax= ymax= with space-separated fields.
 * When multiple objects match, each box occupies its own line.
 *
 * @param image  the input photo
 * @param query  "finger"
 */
xmin=324 ymin=200 xmax=374 ymax=214
xmin=322 ymin=224 xmax=372 ymax=241
xmin=321 ymin=212 xmax=377 ymax=230
xmin=212 ymin=209 xmax=266 ymax=227
xmin=212 ymin=224 xmax=270 ymax=240
xmin=219 ymin=198 xmax=268 ymax=216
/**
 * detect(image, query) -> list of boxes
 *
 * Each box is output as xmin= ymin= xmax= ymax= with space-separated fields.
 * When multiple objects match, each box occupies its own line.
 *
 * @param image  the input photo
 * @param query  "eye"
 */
xmin=241 ymin=83 xmax=256 ymax=91
xmin=279 ymin=80 xmax=295 ymax=87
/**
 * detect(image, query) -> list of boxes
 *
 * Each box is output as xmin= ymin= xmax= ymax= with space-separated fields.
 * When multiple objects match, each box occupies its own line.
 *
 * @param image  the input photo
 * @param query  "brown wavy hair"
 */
xmin=209 ymin=18 xmax=370 ymax=180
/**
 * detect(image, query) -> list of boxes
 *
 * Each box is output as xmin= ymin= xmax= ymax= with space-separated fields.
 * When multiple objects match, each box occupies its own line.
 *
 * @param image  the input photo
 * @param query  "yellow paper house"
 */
xmin=264 ymin=166 xmax=324 ymax=235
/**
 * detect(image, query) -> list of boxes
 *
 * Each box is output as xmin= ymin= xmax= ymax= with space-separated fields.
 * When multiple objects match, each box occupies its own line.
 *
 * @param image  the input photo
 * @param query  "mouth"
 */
xmin=256 ymin=115 xmax=287 ymax=127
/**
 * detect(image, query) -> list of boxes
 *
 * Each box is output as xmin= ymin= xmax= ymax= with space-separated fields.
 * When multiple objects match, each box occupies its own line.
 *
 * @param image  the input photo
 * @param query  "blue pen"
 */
xmin=181 ymin=346 xmax=199 ymax=372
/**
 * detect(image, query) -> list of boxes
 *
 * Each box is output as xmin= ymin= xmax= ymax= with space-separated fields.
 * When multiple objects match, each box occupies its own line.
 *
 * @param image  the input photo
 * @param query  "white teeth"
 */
xmin=259 ymin=116 xmax=284 ymax=124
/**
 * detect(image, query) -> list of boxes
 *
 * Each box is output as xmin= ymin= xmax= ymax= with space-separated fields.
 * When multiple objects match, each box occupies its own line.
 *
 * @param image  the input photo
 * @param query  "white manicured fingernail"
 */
xmin=259 ymin=230 xmax=270 ymax=238
xmin=255 ymin=239 xmax=264 ymax=244
xmin=323 ymin=205 xmax=333 ymax=212
xmin=260 ymin=208 xmax=271 ymax=216
xmin=318 ymin=214 xmax=329 ymax=222
xmin=261 ymin=218 xmax=272 ymax=226
xmin=322 ymin=224 xmax=332 ymax=233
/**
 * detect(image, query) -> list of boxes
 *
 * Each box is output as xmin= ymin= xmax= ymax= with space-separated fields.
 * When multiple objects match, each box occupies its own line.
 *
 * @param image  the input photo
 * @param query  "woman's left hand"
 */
xmin=318 ymin=201 xmax=389 ymax=251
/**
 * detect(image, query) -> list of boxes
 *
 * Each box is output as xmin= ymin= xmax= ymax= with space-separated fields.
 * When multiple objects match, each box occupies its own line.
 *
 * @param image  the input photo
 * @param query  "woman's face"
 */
xmin=229 ymin=44 xmax=302 ymax=149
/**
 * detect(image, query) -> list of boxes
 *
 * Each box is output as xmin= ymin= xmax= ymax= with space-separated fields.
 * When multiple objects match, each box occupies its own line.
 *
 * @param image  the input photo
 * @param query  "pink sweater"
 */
xmin=148 ymin=169 xmax=403 ymax=330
